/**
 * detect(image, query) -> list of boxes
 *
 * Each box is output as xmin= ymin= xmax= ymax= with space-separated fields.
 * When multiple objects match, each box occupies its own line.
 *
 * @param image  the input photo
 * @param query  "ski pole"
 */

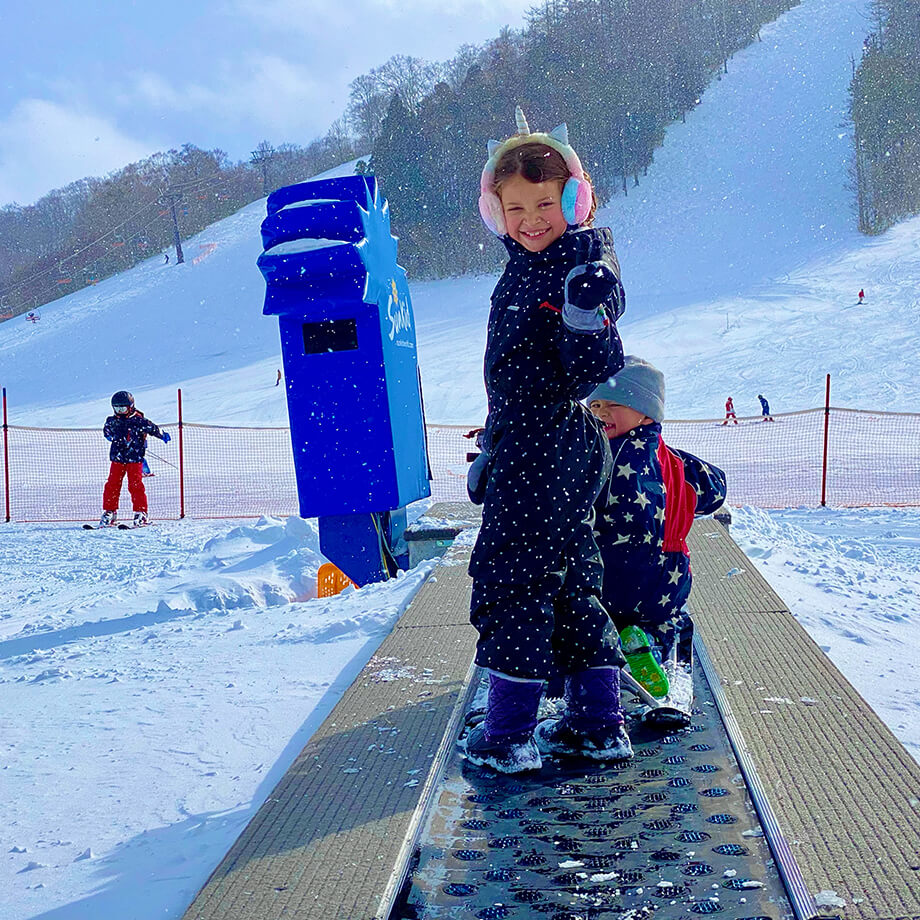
xmin=146 ymin=449 xmax=179 ymax=470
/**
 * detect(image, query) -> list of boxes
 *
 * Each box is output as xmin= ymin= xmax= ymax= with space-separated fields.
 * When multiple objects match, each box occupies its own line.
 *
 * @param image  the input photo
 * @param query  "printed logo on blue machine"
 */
xmin=387 ymin=278 xmax=414 ymax=348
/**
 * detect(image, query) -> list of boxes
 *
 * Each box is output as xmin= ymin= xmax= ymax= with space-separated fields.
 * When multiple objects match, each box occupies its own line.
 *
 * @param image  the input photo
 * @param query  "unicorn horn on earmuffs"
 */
xmin=478 ymin=105 xmax=594 ymax=236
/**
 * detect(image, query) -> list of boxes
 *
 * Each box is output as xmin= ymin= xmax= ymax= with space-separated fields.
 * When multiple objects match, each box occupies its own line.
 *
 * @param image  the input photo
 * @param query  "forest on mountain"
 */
xmin=2 ymin=0 xmax=819 ymax=315
xmin=0 ymin=133 xmax=356 ymax=320
xmin=850 ymin=0 xmax=920 ymax=234
xmin=369 ymin=0 xmax=802 ymax=277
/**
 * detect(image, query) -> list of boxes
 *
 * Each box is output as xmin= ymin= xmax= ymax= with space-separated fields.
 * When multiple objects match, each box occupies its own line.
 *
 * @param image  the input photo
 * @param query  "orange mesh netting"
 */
xmin=2 ymin=408 xmax=919 ymax=522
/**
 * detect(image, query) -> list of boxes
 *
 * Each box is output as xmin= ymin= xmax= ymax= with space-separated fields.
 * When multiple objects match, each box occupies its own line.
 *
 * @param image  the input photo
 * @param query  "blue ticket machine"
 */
xmin=258 ymin=175 xmax=430 ymax=585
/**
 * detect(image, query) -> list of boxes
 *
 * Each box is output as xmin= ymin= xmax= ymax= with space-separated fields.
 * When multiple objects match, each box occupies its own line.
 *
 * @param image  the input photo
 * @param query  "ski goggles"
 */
xmin=113 ymin=405 xmax=131 ymax=414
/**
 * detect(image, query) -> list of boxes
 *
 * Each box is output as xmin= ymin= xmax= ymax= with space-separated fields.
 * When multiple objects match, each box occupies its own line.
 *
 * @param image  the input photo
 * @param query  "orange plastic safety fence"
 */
xmin=662 ymin=410 xmax=826 ymax=509
xmin=181 ymin=423 xmax=298 ymax=518
xmin=2 ymin=409 xmax=920 ymax=522
xmin=4 ymin=425 xmax=180 ymax=522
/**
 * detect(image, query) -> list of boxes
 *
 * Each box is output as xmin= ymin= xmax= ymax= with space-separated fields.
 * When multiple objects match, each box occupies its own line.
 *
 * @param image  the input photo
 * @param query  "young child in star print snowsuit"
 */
xmin=588 ymin=357 xmax=726 ymax=723
xmin=460 ymin=107 xmax=629 ymax=774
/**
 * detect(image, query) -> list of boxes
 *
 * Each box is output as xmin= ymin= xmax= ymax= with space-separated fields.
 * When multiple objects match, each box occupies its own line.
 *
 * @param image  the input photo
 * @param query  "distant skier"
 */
xmin=275 ymin=368 xmax=282 ymax=387
xmin=721 ymin=396 xmax=739 ymax=425
xmin=95 ymin=391 xmax=171 ymax=527
xmin=858 ymin=288 xmax=864 ymax=304
xmin=26 ymin=312 xmax=39 ymax=323
xmin=758 ymin=394 xmax=774 ymax=421
xmin=163 ymin=253 xmax=170 ymax=265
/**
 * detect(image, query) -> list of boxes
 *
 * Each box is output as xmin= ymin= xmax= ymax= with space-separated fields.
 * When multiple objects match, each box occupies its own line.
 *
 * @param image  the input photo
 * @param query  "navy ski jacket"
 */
xmin=595 ymin=422 xmax=726 ymax=628
xmin=470 ymin=227 xmax=625 ymax=584
xmin=103 ymin=410 xmax=168 ymax=464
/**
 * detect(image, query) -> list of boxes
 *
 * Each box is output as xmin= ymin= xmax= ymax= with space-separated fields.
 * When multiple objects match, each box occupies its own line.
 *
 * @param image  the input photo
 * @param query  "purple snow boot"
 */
xmin=459 ymin=673 xmax=543 ymax=773
xmin=536 ymin=667 xmax=633 ymax=761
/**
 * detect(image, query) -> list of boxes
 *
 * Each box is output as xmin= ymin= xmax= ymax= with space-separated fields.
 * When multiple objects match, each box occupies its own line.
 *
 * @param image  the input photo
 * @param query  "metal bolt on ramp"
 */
xmin=390 ymin=658 xmax=796 ymax=920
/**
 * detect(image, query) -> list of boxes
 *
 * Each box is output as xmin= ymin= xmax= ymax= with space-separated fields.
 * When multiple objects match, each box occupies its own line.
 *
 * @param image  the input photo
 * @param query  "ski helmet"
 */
xmin=111 ymin=390 xmax=134 ymax=411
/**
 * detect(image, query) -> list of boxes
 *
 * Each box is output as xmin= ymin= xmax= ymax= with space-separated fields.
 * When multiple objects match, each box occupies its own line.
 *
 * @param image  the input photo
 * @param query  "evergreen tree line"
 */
xmin=0 ymin=129 xmax=356 ymax=320
xmin=363 ymin=0 xmax=801 ymax=278
xmin=850 ymin=0 xmax=920 ymax=234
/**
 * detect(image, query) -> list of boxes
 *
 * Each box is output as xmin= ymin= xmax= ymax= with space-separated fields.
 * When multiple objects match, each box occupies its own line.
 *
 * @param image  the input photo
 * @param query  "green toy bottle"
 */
xmin=619 ymin=625 xmax=670 ymax=698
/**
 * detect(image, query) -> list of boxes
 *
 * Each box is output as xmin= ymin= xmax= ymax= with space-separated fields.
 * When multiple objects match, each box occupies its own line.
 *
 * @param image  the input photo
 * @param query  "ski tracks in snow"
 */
xmin=731 ymin=505 xmax=920 ymax=762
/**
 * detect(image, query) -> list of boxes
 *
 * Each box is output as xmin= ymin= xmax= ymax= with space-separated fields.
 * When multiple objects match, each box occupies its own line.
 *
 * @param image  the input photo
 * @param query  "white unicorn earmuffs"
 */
xmin=478 ymin=106 xmax=593 ymax=236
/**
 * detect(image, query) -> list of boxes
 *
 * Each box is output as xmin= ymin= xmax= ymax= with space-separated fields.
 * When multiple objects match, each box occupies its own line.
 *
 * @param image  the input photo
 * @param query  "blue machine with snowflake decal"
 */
xmin=258 ymin=174 xmax=430 ymax=584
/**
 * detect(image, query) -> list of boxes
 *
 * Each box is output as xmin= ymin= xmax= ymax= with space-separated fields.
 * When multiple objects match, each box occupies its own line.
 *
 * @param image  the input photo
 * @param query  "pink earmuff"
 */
xmin=479 ymin=107 xmax=592 ymax=237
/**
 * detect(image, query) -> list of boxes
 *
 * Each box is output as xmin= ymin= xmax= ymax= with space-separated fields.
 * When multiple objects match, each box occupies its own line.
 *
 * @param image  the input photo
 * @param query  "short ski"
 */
xmin=82 ymin=522 xmax=152 ymax=530
xmin=621 ymin=649 xmax=694 ymax=729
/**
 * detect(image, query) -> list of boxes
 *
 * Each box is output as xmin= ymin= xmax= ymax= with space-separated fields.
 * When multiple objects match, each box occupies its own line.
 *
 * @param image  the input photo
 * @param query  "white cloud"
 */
xmin=231 ymin=0 xmax=534 ymax=61
xmin=126 ymin=54 xmax=328 ymax=136
xmin=0 ymin=2 xmax=537 ymax=205
xmin=0 ymin=99 xmax=158 ymax=207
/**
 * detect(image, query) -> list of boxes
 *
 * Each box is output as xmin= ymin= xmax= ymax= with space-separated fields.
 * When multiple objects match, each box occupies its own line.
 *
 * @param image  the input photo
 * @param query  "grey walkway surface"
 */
xmin=182 ymin=506 xmax=920 ymax=920
xmin=689 ymin=516 xmax=920 ymax=920
xmin=398 ymin=660 xmax=796 ymax=919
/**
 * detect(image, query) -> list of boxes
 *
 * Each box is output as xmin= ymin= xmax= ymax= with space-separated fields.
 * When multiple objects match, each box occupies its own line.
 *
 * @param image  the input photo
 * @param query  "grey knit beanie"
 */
xmin=588 ymin=355 xmax=665 ymax=422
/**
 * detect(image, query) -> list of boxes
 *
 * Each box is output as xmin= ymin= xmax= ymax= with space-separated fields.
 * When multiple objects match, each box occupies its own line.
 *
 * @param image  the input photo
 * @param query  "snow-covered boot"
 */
xmin=536 ymin=667 xmax=633 ymax=761
xmin=99 ymin=510 xmax=117 ymax=527
xmin=458 ymin=673 xmax=543 ymax=773
xmin=133 ymin=511 xmax=148 ymax=526
xmin=644 ymin=641 xmax=694 ymax=728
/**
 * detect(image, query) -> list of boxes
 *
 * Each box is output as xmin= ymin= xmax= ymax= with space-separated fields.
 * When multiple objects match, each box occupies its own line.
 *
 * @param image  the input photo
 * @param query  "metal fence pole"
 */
xmin=2 ymin=387 xmax=10 ymax=522
xmin=178 ymin=388 xmax=185 ymax=519
xmin=820 ymin=374 xmax=831 ymax=507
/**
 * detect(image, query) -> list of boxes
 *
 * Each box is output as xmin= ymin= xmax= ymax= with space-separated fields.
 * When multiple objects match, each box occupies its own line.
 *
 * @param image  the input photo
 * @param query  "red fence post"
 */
xmin=178 ymin=388 xmax=185 ymax=519
xmin=2 ymin=387 xmax=10 ymax=522
xmin=820 ymin=374 xmax=831 ymax=507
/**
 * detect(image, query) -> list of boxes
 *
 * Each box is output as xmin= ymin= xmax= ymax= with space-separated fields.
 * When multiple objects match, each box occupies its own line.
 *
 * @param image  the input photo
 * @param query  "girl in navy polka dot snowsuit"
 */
xmin=460 ymin=108 xmax=632 ymax=773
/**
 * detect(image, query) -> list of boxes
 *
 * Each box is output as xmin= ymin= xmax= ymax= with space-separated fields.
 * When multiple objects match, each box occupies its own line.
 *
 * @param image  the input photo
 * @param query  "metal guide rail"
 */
xmin=391 ymin=660 xmax=795 ymax=920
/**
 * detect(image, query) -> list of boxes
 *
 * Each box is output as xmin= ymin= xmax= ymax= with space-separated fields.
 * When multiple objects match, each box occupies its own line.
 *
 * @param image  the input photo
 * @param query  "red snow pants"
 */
xmin=103 ymin=462 xmax=147 ymax=512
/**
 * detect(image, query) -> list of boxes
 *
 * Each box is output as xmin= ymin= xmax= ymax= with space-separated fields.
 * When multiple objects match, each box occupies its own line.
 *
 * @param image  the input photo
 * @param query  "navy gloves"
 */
xmin=563 ymin=261 xmax=625 ymax=333
xmin=161 ymin=431 xmax=171 ymax=443
xmin=565 ymin=260 xmax=618 ymax=308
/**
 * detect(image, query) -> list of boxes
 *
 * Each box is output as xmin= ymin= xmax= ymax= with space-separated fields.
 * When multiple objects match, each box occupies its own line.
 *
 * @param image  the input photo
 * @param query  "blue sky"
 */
xmin=0 ymin=0 xmax=533 ymax=208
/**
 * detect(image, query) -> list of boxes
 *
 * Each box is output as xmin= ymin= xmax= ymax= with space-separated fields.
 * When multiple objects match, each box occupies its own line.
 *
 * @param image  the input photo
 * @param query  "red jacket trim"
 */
xmin=657 ymin=439 xmax=698 ymax=555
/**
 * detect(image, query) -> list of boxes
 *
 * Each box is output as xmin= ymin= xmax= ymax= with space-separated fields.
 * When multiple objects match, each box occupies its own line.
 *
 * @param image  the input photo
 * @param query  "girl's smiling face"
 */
xmin=498 ymin=174 xmax=568 ymax=252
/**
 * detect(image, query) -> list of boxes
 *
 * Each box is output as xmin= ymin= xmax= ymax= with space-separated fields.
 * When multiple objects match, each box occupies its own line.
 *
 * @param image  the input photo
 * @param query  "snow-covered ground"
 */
xmin=0 ymin=515 xmax=435 ymax=919
xmin=3 ymin=0 xmax=919 ymax=917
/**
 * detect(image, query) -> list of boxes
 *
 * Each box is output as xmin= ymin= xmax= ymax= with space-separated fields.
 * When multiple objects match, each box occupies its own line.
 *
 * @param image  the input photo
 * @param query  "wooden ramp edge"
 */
xmin=689 ymin=515 xmax=920 ymax=920
xmin=181 ymin=533 xmax=478 ymax=920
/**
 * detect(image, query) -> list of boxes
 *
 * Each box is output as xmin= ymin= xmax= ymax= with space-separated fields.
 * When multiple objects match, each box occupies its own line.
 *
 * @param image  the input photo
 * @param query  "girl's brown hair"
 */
xmin=492 ymin=142 xmax=597 ymax=227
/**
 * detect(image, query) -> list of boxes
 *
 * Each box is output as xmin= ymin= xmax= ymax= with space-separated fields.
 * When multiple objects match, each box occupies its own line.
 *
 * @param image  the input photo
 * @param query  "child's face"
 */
xmin=589 ymin=399 xmax=651 ymax=438
xmin=498 ymin=174 xmax=568 ymax=252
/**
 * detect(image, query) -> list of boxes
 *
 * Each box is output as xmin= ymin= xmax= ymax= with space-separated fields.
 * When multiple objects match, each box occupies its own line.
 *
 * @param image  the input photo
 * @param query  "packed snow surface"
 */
xmin=3 ymin=0 xmax=919 ymax=918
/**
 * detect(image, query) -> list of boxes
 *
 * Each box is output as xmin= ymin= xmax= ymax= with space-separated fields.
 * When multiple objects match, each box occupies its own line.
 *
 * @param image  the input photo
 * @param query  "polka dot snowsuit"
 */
xmin=469 ymin=227 xmax=626 ymax=681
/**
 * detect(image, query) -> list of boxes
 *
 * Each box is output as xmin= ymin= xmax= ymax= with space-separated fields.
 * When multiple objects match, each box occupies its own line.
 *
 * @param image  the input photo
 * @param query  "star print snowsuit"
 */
xmin=469 ymin=228 xmax=626 ymax=681
xmin=595 ymin=422 xmax=726 ymax=634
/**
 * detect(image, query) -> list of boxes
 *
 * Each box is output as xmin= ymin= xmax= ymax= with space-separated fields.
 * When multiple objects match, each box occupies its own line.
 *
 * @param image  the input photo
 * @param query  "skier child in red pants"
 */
xmin=96 ymin=391 xmax=171 ymax=527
